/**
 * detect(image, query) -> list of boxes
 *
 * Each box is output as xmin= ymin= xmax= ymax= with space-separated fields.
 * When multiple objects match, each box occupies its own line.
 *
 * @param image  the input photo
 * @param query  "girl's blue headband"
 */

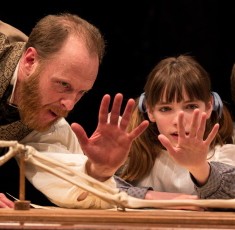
xmin=211 ymin=91 xmax=223 ymax=118
xmin=138 ymin=92 xmax=146 ymax=113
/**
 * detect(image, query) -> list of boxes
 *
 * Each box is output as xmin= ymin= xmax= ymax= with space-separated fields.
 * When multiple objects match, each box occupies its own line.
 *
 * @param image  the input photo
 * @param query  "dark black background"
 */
xmin=1 ymin=0 xmax=235 ymax=136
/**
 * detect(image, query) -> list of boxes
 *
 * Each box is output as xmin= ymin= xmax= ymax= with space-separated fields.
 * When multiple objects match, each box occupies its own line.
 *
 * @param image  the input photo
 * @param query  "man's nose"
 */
xmin=60 ymin=99 xmax=75 ymax=111
xmin=60 ymin=95 xmax=80 ymax=111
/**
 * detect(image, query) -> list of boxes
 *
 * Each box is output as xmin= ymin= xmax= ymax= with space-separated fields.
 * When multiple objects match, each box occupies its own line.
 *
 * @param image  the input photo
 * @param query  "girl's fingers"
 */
xmin=189 ymin=109 xmax=200 ymax=138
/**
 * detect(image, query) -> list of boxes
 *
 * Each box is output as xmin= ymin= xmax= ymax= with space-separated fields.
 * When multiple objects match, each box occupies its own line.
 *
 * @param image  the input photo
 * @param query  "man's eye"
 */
xmin=61 ymin=82 xmax=69 ymax=88
xmin=57 ymin=81 xmax=70 ymax=89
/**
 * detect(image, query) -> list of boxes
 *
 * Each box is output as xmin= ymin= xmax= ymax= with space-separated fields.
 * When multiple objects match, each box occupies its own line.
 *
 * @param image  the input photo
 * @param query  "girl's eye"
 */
xmin=159 ymin=107 xmax=171 ymax=112
xmin=186 ymin=104 xmax=198 ymax=109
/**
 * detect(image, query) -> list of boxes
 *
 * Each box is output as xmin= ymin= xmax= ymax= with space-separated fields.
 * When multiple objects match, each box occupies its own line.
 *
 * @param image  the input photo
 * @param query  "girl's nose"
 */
xmin=172 ymin=110 xmax=183 ymax=125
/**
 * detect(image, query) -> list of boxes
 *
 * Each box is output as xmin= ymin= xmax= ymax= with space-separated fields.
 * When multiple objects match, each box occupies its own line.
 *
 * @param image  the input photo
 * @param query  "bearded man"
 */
xmin=0 ymin=14 xmax=148 ymax=208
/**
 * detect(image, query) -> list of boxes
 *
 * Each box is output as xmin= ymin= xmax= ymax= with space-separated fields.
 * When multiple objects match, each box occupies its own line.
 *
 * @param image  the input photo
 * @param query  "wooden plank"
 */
xmin=0 ymin=208 xmax=235 ymax=229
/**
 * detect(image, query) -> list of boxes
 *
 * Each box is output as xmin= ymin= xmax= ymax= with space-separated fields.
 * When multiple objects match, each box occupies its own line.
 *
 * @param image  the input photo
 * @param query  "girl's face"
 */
xmin=147 ymin=92 xmax=213 ymax=145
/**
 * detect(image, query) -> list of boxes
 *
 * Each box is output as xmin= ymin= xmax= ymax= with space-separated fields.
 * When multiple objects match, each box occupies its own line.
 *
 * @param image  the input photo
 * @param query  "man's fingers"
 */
xmin=71 ymin=123 xmax=88 ymax=146
xmin=98 ymin=94 xmax=111 ymax=124
xmin=109 ymin=93 xmax=123 ymax=125
xmin=129 ymin=120 xmax=149 ymax=140
xmin=119 ymin=98 xmax=135 ymax=130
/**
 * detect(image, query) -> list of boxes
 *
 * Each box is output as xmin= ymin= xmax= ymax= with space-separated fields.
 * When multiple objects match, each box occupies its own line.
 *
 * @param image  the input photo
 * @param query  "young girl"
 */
xmin=117 ymin=55 xmax=235 ymax=199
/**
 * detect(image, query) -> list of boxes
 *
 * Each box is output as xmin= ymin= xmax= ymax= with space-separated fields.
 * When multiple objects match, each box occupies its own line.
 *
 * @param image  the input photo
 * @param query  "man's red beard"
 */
xmin=18 ymin=69 xmax=69 ymax=132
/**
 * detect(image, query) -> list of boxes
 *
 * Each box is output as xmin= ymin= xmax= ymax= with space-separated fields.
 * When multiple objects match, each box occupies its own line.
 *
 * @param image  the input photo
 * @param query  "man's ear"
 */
xmin=22 ymin=47 xmax=38 ymax=77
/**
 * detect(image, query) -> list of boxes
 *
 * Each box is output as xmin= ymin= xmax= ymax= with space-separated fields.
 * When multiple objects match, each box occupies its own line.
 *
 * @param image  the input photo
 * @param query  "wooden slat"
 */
xmin=0 ymin=208 xmax=235 ymax=229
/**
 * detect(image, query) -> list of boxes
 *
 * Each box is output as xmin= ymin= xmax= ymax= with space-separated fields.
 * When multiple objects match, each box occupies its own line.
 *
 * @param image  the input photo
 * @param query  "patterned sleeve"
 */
xmin=114 ymin=175 xmax=153 ymax=199
xmin=191 ymin=161 xmax=235 ymax=199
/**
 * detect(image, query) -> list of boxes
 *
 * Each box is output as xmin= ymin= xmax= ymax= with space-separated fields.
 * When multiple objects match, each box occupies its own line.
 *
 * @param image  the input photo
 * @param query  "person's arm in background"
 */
xmin=0 ymin=20 xmax=28 ymax=42
xmin=0 ymin=193 xmax=14 ymax=208
xmin=114 ymin=175 xmax=197 ymax=200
